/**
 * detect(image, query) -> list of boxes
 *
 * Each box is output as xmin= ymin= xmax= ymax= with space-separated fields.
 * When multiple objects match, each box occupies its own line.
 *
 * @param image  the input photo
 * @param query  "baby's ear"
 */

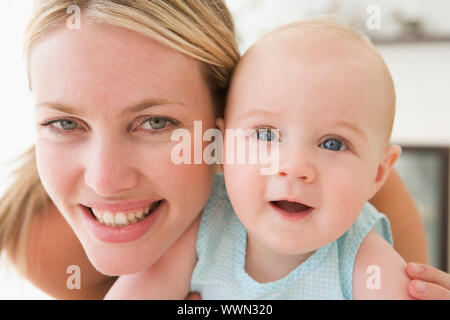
xmin=370 ymin=145 xmax=402 ymax=198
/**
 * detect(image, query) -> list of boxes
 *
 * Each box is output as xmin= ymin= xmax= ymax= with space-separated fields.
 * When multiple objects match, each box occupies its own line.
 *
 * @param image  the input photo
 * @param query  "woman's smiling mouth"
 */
xmin=80 ymin=199 xmax=166 ymax=243
xmin=87 ymin=200 xmax=163 ymax=227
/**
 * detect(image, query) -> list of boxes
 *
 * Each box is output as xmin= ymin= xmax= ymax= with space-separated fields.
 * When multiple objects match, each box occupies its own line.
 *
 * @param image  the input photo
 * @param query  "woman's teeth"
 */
xmin=90 ymin=201 xmax=161 ymax=227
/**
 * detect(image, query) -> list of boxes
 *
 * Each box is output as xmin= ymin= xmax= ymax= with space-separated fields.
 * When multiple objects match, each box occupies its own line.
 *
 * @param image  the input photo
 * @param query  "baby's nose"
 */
xmin=277 ymin=150 xmax=317 ymax=183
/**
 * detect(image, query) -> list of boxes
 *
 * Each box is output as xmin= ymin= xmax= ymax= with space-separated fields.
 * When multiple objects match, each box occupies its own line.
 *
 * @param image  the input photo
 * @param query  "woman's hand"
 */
xmin=406 ymin=263 xmax=450 ymax=300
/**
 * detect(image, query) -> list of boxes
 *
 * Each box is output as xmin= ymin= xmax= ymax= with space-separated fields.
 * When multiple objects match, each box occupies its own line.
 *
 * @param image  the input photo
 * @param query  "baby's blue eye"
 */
xmin=320 ymin=138 xmax=347 ymax=151
xmin=256 ymin=128 xmax=279 ymax=142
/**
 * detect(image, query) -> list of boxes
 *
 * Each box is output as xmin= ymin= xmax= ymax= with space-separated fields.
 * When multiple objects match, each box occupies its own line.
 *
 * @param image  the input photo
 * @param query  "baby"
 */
xmin=105 ymin=19 xmax=411 ymax=299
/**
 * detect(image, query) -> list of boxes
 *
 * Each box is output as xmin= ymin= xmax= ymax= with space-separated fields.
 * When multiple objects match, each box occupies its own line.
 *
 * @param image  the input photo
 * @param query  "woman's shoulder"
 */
xmin=20 ymin=201 xmax=115 ymax=299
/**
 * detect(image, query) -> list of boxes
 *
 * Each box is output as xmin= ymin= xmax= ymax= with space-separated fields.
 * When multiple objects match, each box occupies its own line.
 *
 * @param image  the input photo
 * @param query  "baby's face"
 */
xmin=223 ymin=28 xmax=394 ymax=255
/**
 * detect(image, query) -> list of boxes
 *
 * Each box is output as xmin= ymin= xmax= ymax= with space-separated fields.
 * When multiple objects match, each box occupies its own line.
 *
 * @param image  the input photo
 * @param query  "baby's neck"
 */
xmin=245 ymin=235 xmax=315 ymax=283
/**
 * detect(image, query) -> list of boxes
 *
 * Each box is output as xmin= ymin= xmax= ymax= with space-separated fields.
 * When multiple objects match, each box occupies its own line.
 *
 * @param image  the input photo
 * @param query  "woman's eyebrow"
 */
xmin=120 ymin=99 xmax=185 ymax=116
xmin=35 ymin=102 xmax=85 ymax=116
xmin=35 ymin=98 xmax=185 ymax=116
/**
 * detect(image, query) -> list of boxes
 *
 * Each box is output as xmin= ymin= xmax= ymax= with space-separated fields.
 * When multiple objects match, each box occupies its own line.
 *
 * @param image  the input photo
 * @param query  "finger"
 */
xmin=408 ymin=280 xmax=450 ymax=300
xmin=405 ymin=263 xmax=450 ymax=290
xmin=185 ymin=292 xmax=201 ymax=300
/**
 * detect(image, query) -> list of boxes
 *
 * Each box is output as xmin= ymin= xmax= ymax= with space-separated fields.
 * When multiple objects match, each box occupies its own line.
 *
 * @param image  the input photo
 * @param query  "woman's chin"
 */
xmin=72 ymin=207 xmax=165 ymax=275
xmin=76 ymin=233 xmax=158 ymax=275
xmin=86 ymin=249 xmax=154 ymax=276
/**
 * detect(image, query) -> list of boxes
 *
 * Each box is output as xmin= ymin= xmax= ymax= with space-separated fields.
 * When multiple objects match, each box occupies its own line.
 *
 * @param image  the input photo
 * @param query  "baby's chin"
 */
xmin=273 ymin=221 xmax=356 ymax=255
xmin=254 ymin=226 xmax=337 ymax=257
xmin=273 ymin=236 xmax=338 ymax=256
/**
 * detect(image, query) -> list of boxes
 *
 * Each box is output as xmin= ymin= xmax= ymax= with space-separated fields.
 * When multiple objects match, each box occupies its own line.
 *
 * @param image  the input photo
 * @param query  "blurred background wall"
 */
xmin=0 ymin=0 xmax=449 ymax=299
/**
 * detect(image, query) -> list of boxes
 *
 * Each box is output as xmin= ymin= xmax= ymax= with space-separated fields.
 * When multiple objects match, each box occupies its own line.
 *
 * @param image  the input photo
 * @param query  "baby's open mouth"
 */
xmin=270 ymin=200 xmax=312 ymax=213
xmin=86 ymin=200 xmax=163 ymax=227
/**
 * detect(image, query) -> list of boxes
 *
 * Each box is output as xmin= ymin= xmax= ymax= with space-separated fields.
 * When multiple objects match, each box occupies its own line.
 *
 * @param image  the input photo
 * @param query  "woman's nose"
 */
xmin=83 ymin=139 xmax=139 ymax=196
xmin=277 ymin=147 xmax=317 ymax=183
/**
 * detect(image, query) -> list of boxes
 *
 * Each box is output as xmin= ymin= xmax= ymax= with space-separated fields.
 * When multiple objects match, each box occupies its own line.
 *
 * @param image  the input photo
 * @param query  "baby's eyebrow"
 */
xmin=333 ymin=120 xmax=367 ymax=142
xmin=234 ymin=109 xmax=368 ymax=141
xmin=237 ymin=108 xmax=280 ymax=121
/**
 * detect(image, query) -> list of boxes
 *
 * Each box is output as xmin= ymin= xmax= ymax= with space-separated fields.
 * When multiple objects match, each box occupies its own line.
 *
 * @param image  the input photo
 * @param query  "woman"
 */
xmin=0 ymin=0 xmax=448 ymax=300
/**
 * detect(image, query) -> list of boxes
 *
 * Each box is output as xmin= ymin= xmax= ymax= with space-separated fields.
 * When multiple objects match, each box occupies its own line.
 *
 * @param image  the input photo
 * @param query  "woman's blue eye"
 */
xmin=320 ymin=138 xmax=347 ymax=151
xmin=256 ymin=128 xmax=279 ymax=142
xmin=138 ymin=117 xmax=180 ymax=134
xmin=143 ymin=117 xmax=168 ymax=130
xmin=59 ymin=120 xmax=78 ymax=130
xmin=44 ymin=119 xmax=79 ymax=130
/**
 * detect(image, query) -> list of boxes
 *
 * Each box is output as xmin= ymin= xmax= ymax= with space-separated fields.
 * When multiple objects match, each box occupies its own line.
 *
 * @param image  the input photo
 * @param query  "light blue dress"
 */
xmin=190 ymin=174 xmax=393 ymax=300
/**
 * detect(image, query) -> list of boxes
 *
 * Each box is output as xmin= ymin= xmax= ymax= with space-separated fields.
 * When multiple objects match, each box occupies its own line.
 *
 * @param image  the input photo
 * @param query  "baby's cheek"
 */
xmin=325 ymin=167 xmax=371 ymax=228
xmin=224 ymin=163 xmax=263 ymax=212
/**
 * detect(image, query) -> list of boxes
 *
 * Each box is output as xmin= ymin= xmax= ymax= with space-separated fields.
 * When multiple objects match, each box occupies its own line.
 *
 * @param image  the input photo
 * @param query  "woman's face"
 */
xmin=31 ymin=22 xmax=216 ymax=275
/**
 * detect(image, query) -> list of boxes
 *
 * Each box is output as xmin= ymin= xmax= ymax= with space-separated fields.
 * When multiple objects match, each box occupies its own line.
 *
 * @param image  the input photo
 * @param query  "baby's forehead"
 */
xmin=236 ymin=25 xmax=388 ymax=103
xmin=228 ymin=22 xmax=396 ymax=145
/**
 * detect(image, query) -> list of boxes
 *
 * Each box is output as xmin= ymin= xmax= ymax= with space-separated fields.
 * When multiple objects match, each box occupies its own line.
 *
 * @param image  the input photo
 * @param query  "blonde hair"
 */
xmin=0 ymin=146 xmax=51 ymax=274
xmin=1 ymin=0 xmax=239 ymax=274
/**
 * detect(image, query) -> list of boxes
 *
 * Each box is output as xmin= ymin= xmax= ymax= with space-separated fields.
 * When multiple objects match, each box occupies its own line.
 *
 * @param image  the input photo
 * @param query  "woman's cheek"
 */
xmin=35 ymin=139 xmax=80 ymax=208
xmin=148 ymin=140 xmax=214 ymax=210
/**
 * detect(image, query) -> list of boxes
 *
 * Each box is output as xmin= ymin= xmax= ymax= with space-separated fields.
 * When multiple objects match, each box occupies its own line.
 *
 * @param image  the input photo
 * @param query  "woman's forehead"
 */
xmin=29 ymin=21 xmax=209 ymax=115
